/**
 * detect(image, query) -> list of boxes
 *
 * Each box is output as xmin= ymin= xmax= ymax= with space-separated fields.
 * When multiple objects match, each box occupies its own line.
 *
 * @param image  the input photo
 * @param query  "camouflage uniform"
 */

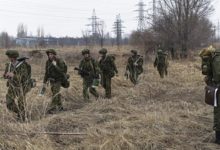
xmin=43 ymin=49 xmax=66 ymax=111
xmin=4 ymin=50 xmax=30 ymax=121
xmin=99 ymin=48 xmax=118 ymax=98
xmin=79 ymin=49 xmax=99 ymax=101
xmin=154 ymin=49 xmax=168 ymax=78
xmin=126 ymin=50 xmax=143 ymax=85
xmin=201 ymin=46 xmax=220 ymax=144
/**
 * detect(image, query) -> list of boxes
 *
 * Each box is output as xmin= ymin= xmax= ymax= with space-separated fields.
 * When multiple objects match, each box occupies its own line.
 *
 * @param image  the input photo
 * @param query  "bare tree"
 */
xmin=17 ymin=23 xmax=27 ymax=38
xmin=82 ymin=30 xmax=91 ymax=46
xmin=0 ymin=32 xmax=11 ymax=48
xmin=154 ymin=0 xmax=214 ymax=58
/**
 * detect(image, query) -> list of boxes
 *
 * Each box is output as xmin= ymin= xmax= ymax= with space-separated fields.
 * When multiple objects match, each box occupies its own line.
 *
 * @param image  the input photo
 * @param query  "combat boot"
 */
xmin=215 ymin=131 xmax=220 ymax=144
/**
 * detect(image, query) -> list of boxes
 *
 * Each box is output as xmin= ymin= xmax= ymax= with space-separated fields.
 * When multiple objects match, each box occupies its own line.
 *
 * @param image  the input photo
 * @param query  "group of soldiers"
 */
xmin=2 ymin=48 xmax=168 ymax=122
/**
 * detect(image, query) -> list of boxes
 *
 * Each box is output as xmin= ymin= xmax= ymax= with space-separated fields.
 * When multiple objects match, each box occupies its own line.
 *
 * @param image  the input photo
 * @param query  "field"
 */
xmin=0 ymin=46 xmax=218 ymax=150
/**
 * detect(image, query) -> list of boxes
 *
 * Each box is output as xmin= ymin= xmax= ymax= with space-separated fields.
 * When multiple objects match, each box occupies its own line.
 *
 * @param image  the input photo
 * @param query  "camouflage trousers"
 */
xmin=157 ymin=65 xmax=168 ymax=78
xmin=83 ymin=79 xmax=99 ymax=101
xmin=50 ymin=82 xmax=62 ymax=110
xmin=6 ymin=86 xmax=27 ymax=121
xmin=214 ymin=105 xmax=220 ymax=131
xmin=101 ymin=74 xmax=112 ymax=98
xmin=129 ymin=70 xmax=138 ymax=85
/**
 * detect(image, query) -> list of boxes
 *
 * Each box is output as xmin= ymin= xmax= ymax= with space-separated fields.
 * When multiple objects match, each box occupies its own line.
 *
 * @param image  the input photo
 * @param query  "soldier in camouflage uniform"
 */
xmin=125 ymin=50 xmax=143 ymax=85
xmin=154 ymin=49 xmax=168 ymax=78
xmin=201 ymin=46 xmax=220 ymax=144
xmin=78 ymin=49 xmax=99 ymax=101
xmin=43 ymin=49 xmax=66 ymax=113
xmin=98 ymin=48 xmax=118 ymax=98
xmin=3 ymin=50 xmax=30 ymax=121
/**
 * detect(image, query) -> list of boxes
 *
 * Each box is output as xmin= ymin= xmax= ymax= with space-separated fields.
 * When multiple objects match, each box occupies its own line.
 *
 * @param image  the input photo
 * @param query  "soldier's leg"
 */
xmin=51 ymin=82 xmax=62 ymax=110
xmin=214 ymin=106 xmax=220 ymax=143
xmin=17 ymin=89 xmax=26 ymax=121
xmin=83 ymin=80 xmax=90 ymax=101
xmin=105 ymin=76 xmax=112 ymax=98
xmin=6 ymin=87 xmax=19 ymax=114
xmin=89 ymin=87 xmax=99 ymax=99
xmin=129 ymin=72 xmax=136 ymax=85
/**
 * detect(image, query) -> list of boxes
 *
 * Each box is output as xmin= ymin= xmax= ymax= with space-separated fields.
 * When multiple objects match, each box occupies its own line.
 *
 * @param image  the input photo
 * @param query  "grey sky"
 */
xmin=0 ymin=0 xmax=219 ymax=37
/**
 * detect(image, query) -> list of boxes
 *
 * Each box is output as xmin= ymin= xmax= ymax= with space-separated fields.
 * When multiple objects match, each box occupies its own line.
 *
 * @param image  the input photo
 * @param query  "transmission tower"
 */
xmin=87 ymin=9 xmax=100 ymax=36
xmin=135 ymin=0 xmax=146 ymax=32
xmin=113 ymin=14 xmax=124 ymax=48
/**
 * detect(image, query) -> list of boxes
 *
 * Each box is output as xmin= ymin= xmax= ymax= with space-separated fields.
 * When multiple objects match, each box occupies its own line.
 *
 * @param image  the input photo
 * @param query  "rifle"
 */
xmin=74 ymin=67 xmax=99 ymax=79
xmin=74 ymin=67 xmax=90 ymax=76
xmin=17 ymin=57 xmax=29 ymax=62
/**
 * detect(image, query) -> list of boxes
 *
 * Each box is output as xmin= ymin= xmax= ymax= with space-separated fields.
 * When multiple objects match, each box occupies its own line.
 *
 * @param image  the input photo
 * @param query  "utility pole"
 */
xmin=218 ymin=20 xmax=220 ymax=41
xmin=135 ymin=0 xmax=146 ymax=32
xmin=113 ymin=14 xmax=124 ymax=49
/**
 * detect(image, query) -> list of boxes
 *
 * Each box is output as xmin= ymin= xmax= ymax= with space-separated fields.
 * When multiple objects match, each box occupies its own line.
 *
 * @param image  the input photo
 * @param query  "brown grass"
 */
xmin=0 ymin=46 xmax=218 ymax=150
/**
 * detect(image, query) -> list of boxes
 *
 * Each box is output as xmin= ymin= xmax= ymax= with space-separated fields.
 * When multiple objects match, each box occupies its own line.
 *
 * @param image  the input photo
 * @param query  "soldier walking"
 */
xmin=78 ymin=49 xmax=99 ymax=102
xmin=98 ymin=48 xmax=118 ymax=98
xmin=154 ymin=49 xmax=168 ymax=78
xmin=3 ymin=50 xmax=30 ymax=121
xmin=43 ymin=49 xmax=67 ymax=113
xmin=125 ymin=50 xmax=143 ymax=85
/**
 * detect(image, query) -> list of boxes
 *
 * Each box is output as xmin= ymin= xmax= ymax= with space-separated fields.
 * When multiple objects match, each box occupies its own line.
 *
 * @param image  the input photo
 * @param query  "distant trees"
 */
xmin=17 ymin=23 xmax=27 ymax=38
xmin=154 ymin=0 xmax=214 ymax=58
xmin=0 ymin=32 xmax=11 ymax=48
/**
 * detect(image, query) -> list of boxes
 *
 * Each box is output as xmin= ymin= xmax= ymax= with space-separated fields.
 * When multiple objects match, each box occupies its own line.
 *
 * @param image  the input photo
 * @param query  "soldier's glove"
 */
xmin=52 ymin=61 xmax=57 ymax=66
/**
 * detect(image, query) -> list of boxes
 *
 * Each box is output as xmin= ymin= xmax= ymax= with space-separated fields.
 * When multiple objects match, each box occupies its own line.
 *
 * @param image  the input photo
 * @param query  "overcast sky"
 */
xmin=0 ymin=0 xmax=219 ymax=37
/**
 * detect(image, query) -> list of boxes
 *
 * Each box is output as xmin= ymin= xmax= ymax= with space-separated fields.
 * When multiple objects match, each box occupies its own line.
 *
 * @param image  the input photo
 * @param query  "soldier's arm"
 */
xmin=3 ymin=63 xmax=9 ymax=79
xmin=43 ymin=61 xmax=49 ymax=83
xmin=154 ymin=57 xmax=158 ymax=67
xmin=53 ymin=59 xmax=66 ymax=73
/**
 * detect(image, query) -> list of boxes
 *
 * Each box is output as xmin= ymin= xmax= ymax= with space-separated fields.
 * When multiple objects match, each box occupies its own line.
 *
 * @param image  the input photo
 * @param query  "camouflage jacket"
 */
xmin=43 ymin=58 xmax=67 ymax=83
xmin=99 ymin=55 xmax=118 ymax=75
xmin=79 ymin=57 xmax=100 ymax=80
xmin=126 ymin=55 xmax=143 ymax=71
xmin=4 ymin=61 xmax=29 ymax=87
xmin=154 ymin=53 xmax=168 ymax=67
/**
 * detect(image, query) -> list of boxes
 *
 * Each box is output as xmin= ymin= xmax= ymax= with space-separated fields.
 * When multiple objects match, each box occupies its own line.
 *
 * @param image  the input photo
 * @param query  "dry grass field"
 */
xmin=0 ymin=46 xmax=219 ymax=150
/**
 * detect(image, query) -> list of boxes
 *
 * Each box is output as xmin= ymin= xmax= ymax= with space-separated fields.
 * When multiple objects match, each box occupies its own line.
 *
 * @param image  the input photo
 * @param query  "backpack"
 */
xmin=60 ymin=60 xmax=70 ymax=88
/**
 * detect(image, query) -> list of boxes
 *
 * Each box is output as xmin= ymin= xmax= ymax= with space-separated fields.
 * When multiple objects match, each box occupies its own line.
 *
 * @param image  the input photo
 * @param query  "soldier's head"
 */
xmin=5 ymin=50 xmax=19 ymax=62
xmin=99 ymin=48 xmax=107 ymax=58
xmin=46 ymin=49 xmax=56 ymax=61
xmin=131 ymin=50 xmax=137 ymax=56
xmin=82 ymin=49 xmax=90 ymax=59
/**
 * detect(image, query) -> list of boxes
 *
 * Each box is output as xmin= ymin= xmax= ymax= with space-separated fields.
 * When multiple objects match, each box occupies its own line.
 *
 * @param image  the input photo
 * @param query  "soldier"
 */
xmin=200 ymin=46 xmax=220 ymax=144
xmin=3 ymin=50 xmax=30 ymax=121
xmin=78 ymin=49 xmax=99 ymax=102
xmin=98 ymin=48 xmax=118 ymax=98
xmin=125 ymin=50 xmax=143 ymax=85
xmin=154 ymin=49 xmax=168 ymax=78
xmin=43 ymin=49 xmax=66 ymax=113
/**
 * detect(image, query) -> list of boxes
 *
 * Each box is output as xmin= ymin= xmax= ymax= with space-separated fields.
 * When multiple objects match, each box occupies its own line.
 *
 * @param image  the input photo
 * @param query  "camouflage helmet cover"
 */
xmin=82 ymin=49 xmax=90 ymax=55
xmin=46 ymin=49 xmax=57 ymax=55
xmin=99 ymin=48 xmax=107 ymax=54
xmin=5 ymin=50 xmax=19 ymax=58
xmin=131 ymin=50 xmax=137 ymax=55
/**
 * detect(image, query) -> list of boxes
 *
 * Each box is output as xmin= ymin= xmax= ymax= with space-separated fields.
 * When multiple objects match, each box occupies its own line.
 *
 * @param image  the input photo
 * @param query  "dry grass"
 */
xmin=0 ymin=46 xmax=218 ymax=150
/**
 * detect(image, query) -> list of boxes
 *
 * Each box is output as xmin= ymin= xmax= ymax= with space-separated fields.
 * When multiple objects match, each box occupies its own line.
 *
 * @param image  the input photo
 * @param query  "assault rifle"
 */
xmin=74 ymin=67 xmax=99 ymax=79
xmin=17 ymin=57 xmax=29 ymax=62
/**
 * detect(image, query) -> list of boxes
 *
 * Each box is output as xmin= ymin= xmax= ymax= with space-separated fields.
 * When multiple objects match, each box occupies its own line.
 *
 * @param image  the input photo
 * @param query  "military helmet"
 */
xmin=82 ymin=49 xmax=90 ymax=55
xmin=46 ymin=49 xmax=57 ymax=55
xmin=5 ymin=50 xmax=19 ymax=58
xmin=131 ymin=50 xmax=137 ymax=55
xmin=99 ymin=48 xmax=107 ymax=54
